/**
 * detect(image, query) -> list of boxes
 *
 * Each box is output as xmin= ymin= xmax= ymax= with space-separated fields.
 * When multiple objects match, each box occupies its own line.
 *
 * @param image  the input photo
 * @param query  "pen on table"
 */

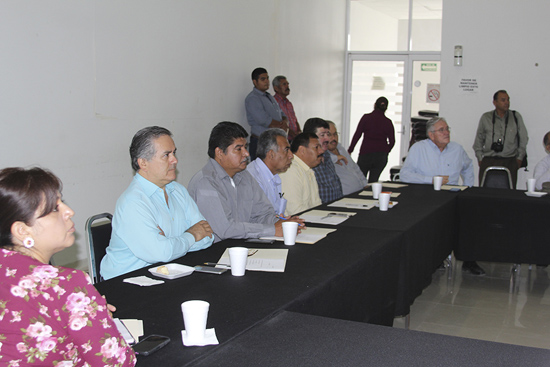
xmin=204 ymin=262 xmax=230 ymax=268
xmin=276 ymin=215 xmax=305 ymax=226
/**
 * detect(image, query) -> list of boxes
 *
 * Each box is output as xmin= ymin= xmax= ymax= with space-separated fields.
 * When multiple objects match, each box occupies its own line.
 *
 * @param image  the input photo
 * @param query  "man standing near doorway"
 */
xmin=272 ymin=75 xmax=301 ymax=141
xmin=245 ymin=67 xmax=288 ymax=160
xmin=473 ymin=90 xmax=528 ymax=188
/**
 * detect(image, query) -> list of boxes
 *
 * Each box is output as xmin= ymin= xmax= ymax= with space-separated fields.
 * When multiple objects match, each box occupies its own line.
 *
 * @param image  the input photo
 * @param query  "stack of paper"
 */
xmin=260 ymin=227 xmax=337 ymax=244
xmin=327 ymin=198 xmax=376 ymax=210
xmin=217 ymin=248 xmax=289 ymax=272
xmin=299 ymin=210 xmax=356 ymax=225
xmin=441 ymin=184 xmax=468 ymax=191
xmin=359 ymin=191 xmax=401 ymax=198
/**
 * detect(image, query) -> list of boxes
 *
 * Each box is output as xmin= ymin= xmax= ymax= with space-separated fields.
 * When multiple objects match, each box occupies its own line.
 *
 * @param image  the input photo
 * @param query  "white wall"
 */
xmin=0 ymin=0 xmax=346 ymax=269
xmin=440 ymin=0 xmax=550 ymax=187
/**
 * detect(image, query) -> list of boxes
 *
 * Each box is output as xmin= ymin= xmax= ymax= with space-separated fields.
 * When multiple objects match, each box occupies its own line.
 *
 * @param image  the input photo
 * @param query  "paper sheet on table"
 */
xmin=359 ymin=191 xmax=401 ymax=198
xmin=261 ymin=227 xmax=337 ymax=244
xmin=373 ymin=182 xmax=408 ymax=188
xmin=327 ymin=198 xmax=376 ymax=210
xmin=218 ymin=248 xmax=289 ymax=272
xmin=300 ymin=210 xmax=356 ymax=225
xmin=121 ymin=319 xmax=144 ymax=342
xmin=441 ymin=184 xmax=468 ymax=191
xmin=123 ymin=276 xmax=164 ymax=286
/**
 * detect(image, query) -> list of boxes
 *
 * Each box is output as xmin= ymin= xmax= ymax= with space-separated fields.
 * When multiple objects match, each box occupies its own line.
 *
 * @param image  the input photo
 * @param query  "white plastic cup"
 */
xmin=181 ymin=300 xmax=209 ymax=342
xmin=371 ymin=182 xmax=383 ymax=199
xmin=433 ymin=176 xmax=443 ymax=191
xmin=228 ymin=247 xmax=248 ymax=276
xmin=379 ymin=192 xmax=391 ymax=211
xmin=282 ymin=222 xmax=299 ymax=246
xmin=527 ymin=178 xmax=536 ymax=193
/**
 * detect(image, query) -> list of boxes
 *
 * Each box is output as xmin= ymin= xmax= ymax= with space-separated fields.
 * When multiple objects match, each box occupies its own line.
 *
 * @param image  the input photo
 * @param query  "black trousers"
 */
xmin=358 ymin=152 xmax=388 ymax=183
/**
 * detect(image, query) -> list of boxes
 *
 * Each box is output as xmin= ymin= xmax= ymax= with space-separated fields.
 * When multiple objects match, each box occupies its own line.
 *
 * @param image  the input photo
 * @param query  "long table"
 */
xmin=94 ymin=183 xmax=547 ymax=366
xmin=317 ymin=183 xmax=459 ymax=315
xmin=95 ymin=227 xmax=403 ymax=366
xmin=456 ymin=187 xmax=550 ymax=264
xmin=192 ymin=311 xmax=550 ymax=367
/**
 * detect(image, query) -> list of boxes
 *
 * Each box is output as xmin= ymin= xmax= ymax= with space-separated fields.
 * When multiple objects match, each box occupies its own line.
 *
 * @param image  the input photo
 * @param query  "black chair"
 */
xmin=85 ymin=213 xmax=113 ymax=283
xmin=480 ymin=166 xmax=513 ymax=189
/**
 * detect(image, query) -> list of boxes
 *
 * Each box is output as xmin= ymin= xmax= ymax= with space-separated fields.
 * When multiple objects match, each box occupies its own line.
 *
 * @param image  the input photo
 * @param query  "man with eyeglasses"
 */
xmin=400 ymin=117 xmax=474 ymax=187
xmin=303 ymin=117 xmax=344 ymax=203
xmin=401 ymin=117 xmax=481 ymax=275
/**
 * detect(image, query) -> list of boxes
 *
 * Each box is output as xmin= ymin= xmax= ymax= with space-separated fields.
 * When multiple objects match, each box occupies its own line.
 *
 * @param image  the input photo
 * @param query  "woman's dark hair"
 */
xmin=0 ymin=167 xmax=62 ymax=248
xmin=374 ymin=97 xmax=388 ymax=112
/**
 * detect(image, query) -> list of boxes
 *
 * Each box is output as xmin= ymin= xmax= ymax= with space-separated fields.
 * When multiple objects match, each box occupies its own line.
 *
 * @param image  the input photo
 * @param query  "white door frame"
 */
xmin=342 ymin=52 xmax=440 ymax=162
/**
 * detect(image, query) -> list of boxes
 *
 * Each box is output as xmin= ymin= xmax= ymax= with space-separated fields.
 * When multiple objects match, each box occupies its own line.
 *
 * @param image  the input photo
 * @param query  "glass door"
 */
xmin=343 ymin=53 xmax=440 ymax=181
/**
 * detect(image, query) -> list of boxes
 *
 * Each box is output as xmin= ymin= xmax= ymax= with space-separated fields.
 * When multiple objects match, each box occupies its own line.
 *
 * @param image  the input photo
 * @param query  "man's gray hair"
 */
xmin=130 ymin=126 xmax=172 ymax=171
xmin=426 ymin=117 xmax=447 ymax=137
xmin=256 ymin=128 xmax=288 ymax=160
xmin=272 ymin=75 xmax=287 ymax=89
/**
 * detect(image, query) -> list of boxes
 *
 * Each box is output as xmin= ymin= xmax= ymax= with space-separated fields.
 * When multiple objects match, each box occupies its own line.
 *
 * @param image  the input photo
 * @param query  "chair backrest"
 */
xmin=481 ymin=166 xmax=513 ymax=189
xmin=85 ymin=213 xmax=113 ymax=283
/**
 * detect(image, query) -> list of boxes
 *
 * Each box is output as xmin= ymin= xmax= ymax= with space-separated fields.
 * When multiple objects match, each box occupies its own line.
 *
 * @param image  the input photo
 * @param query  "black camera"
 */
xmin=491 ymin=138 xmax=503 ymax=153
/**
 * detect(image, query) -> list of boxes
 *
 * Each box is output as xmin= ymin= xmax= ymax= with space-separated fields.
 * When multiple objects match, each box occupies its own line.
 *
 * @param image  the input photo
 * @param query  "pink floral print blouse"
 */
xmin=0 ymin=249 xmax=136 ymax=366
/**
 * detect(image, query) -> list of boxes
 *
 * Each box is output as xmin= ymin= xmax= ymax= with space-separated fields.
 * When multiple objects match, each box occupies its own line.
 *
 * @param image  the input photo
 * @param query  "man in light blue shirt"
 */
xmin=101 ymin=126 xmax=213 ymax=280
xmin=247 ymin=128 xmax=293 ymax=215
xmin=400 ymin=118 xmax=483 ymax=276
xmin=245 ymin=67 xmax=288 ymax=160
xmin=400 ymin=117 xmax=474 ymax=187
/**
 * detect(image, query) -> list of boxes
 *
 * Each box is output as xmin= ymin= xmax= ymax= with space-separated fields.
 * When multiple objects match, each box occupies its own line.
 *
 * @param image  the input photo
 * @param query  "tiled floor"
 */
xmin=393 ymin=260 xmax=550 ymax=350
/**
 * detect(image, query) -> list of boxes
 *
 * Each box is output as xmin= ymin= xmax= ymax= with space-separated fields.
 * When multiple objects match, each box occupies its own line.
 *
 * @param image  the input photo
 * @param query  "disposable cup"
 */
xmin=282 ymin=222 xmax=299 ymax=246
xmin=379 ymin=192 xmax=391 ymax=211
xmin=433 ymin=176 xmax=443 ymax=191
xmin=181 ymin=300 xmax=209 ymax=342
xmin=527 ymin=178 xmax=536 ymax=193
xmin=228 ymin=247 xmax=248 ymax=276
xmin=371 ymin=182 xmax=383 ymax=199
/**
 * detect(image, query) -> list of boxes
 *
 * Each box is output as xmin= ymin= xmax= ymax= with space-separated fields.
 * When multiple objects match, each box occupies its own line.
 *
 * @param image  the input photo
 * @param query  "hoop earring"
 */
xmin=23 ymin=237 xmax=35 ymax=249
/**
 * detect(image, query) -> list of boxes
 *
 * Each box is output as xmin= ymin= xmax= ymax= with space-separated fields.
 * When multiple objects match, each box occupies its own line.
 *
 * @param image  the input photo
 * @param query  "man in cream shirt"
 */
xmin=280 ymin=132 xmax=324 ymax=215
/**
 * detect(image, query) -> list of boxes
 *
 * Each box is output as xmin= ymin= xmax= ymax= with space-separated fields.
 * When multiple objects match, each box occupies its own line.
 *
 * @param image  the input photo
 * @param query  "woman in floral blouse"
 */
xmin=0 ymin=167 xmax=136 ymax=366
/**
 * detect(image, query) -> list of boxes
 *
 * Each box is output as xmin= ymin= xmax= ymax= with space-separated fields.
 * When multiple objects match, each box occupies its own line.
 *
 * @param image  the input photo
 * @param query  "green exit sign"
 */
xmin=421 ymin=63 xmax=438 ymax=71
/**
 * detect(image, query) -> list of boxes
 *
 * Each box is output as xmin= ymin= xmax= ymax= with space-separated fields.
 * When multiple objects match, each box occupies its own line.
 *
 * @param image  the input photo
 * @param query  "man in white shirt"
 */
xmin=400 ymin=117 xmax=474 ymax=187
xmin=247 ymin=128 xmax=293 ymax=214
xmin=534 ymin=131 xmax=550 ymax=191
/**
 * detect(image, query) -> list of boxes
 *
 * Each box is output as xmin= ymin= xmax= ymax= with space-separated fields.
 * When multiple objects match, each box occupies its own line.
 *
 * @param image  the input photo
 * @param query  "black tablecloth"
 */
xmin=317 ymin=183 xmax=459 ymax=315
xmin=95 ymin=227 xmax=402 ymax=366
xmin=456 ymin=187 xmax=550 ymax=263
xmin=93 ymin=183 xmax=550 ymax=367
xmin=192 ymin=311 xmax=550 ymax=367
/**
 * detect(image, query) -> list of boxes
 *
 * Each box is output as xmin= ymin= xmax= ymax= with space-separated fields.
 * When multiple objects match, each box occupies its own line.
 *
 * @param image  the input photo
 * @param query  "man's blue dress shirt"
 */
xmin=100 ymin=173 xmax=213 ymax=280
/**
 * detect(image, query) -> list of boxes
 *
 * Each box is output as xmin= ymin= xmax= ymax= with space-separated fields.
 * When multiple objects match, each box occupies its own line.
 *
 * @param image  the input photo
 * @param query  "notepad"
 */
xmin=441 ymin=184 xmax=468 ymax=191
xmin=359 ymin=191 xmax=401 ymax=198
xmin=260 ymin=227 xmax=337 ymax=244
xmin=327 ymin=198 xmax=376 ymax=210
xmin=376 ymin=182 xmax=408 ymax=188
xmin=218 ymin=248 xmax=289 ymax=272
xmin=299 ymin=210 xmax=356 ymax=225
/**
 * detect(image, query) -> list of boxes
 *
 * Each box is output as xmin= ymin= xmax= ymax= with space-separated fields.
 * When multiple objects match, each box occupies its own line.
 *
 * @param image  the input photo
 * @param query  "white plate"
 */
xmin=375 ymin=201 xmax=398 ymax=208
xmin=525 ymin=191 xmax=548 ymax=197
xmin=148 ymin=263 xmax=194 ymax=279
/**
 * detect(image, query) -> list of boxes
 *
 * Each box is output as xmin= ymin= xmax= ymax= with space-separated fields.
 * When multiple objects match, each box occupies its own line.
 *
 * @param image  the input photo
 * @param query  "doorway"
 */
xmin=343 ymin=53 xmax=440 ymax=181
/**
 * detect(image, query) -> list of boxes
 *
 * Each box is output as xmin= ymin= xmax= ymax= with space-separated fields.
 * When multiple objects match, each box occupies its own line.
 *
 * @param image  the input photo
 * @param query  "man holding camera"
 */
xmin=473 ymin=90 xmax=528 ymax=188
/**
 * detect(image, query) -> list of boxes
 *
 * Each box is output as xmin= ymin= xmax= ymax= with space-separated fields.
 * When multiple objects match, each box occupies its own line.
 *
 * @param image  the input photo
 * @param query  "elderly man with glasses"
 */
xmin=400 ymin=117 xmax=482 ymax=275
xmin=400 ymin=117 xmax=474 ymax=187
